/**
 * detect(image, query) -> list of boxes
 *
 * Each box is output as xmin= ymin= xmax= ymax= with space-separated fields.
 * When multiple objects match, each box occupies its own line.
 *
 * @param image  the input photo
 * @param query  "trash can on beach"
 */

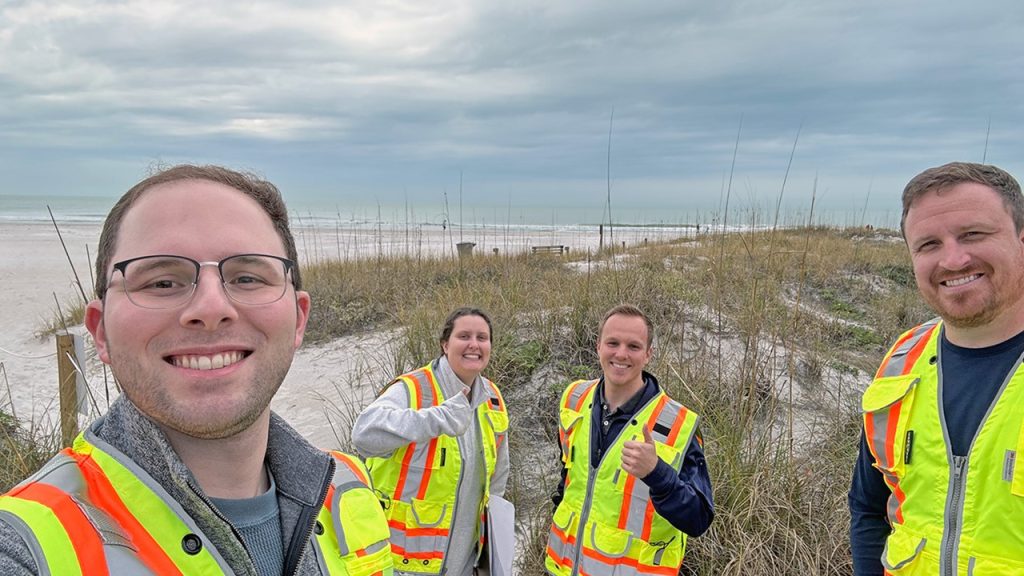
xmin=456 ymin=242 xmax=476 ymax=258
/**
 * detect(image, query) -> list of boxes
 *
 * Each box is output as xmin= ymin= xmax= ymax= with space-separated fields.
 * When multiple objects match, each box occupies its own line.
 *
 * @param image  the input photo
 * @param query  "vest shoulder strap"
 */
xmin=876 ymin=318 xmax=941 ymax=379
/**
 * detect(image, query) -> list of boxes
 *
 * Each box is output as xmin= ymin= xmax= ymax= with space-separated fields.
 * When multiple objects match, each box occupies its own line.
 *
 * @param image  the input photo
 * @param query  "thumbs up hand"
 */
xmin=621 ymin=426 xmax=659 ymax=479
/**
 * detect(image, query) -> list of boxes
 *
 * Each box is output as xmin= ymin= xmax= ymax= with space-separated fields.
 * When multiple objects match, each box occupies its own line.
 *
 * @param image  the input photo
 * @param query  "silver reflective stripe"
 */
xmin=884 ymin=469 xmax=902 ymax=523
xmin=398 ymin=371 xmax=442 ymax=503
xmin=399 ymin=443 xmax=436 ymax=502
xmin=880 ymin=320 xmax=939 ymax=378
xmin=881 ymin=536 xmax=926 ymax=570
xmin=0 ymin=510 xmax=51 ymax=576
xmin=76 ymin=498 xmax=133 ymax=550
xmin=394 ymin=531 xmax=442 ymax=555
xmin=82 ymin=430 xmax=236 ymax=572
xmin=578 ymin=553 xmax=618 ymax=576
xmin=29 ymin=454 xmax=83 ymax=492
xmin=867 ymin=409 xmax=894 ymax=469
xmin=330 ymin=480 xmax=367 ymax=557
xmin=650 ymin=404 xmax=679 ymax=445
xmin=568 ymin=381 xmax=597 ymax=410
xmin=622 ymin=483 xmax=650 ymax=536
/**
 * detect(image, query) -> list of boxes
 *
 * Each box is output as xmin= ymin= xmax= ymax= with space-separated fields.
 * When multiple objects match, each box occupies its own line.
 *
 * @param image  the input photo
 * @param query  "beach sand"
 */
xmin=1 ymin=217 xmax=684 ymax=448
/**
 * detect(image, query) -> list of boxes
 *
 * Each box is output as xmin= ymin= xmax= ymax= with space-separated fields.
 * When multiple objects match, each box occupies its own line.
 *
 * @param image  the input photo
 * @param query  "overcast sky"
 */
xmin=3 ymin=1 xmax=1023 ymax=224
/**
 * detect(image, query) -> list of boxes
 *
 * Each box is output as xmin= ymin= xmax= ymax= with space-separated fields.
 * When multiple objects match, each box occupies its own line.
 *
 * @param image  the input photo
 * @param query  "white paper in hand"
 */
xmin=487 ymin=495 xmax=515 ymax=576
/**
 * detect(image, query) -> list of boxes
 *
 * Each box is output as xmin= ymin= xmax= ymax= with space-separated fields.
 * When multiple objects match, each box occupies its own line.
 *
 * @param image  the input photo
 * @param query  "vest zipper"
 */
xmin=567 ymin=393 xmax=660 ymax=576
xmin=569 ymin=458 xmax=600 ymax=576
xmin=942 ymin=455 xmax=968 ymax=576
xmin=286 ymin=457 xmax=335 ymax=576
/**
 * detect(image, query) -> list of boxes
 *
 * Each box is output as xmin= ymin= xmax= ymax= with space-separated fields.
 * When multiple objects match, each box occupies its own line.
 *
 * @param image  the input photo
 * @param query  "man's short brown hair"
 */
xmin=901 ymin=162 xmax=1024 ymax=238
xmin=94 ymin=165 xmax=301 ymax=299
xmin=599 ymin=304 xmax=655 ymax=348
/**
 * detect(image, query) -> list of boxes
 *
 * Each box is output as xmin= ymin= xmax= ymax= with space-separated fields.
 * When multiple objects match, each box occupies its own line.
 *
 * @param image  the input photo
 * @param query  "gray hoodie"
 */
xmin=351 ymin=356 xmax=509 ymax=576
xmin=0 ymin=396 xmax=335 ymax=575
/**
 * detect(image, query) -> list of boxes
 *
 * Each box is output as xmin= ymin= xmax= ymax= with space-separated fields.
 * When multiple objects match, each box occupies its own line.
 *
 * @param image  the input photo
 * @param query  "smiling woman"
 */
xmin=351 ymin=307 xmax=510 ymax=576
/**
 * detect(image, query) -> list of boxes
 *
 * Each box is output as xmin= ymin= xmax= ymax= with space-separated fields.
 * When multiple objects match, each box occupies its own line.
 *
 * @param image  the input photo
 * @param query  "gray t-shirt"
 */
xmin=210 ymin=469 xmax=284 ymax=576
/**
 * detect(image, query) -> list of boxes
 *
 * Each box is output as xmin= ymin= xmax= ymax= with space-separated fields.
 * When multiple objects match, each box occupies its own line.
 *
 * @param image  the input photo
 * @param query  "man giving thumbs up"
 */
xmin=546 ymin=304 xmax=714 ymax=576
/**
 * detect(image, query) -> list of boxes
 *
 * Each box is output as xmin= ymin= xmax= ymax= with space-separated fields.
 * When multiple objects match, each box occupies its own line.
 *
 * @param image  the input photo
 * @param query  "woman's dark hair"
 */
xmin=439 ymin=307 xmax=493 ymax=352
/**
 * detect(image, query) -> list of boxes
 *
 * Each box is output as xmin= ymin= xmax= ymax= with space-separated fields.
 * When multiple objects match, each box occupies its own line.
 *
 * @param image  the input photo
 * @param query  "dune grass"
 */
xmin=4 ymin=224 xmax=931 ymax=574
xmin=302 ymin=225 xmax=931 ymax=575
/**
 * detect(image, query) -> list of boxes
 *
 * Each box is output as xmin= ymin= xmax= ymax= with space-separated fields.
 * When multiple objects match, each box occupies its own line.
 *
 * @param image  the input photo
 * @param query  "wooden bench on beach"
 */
xmin=531 ymin=245 xmax=568 ymax=255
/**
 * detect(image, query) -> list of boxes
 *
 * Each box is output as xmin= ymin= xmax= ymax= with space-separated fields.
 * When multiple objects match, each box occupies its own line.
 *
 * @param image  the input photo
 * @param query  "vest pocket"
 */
xmin=559 ymin=412 xmax=584 ymax=469
xmin=587 ymin=520 xmax=634 ymax=559
xmin=653 ymin=441 xmax=682 ymax=470
xmin=548 ymin=504 xmax=578 ymax=565
xmin=338 ymin=488 xmax=392 ymax=552
xmin=862 ymin=375 xmax=920 ymax=476
xmin=638 ymin=536 xmax=682 ymax=569
xmin=966 ymin=552 xmax=1024 ymax=575
xmin=881 ymin=526 xmax=927 ymax=573
xmin=410 ymin=498 xmax=450 ymax=528
xmin=486 ymin=409 xmax=509 ymax=434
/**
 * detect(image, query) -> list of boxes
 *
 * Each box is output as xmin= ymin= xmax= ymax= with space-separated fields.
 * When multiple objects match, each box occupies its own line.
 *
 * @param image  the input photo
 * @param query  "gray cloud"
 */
xmin=2 ymin=0 xmax=1023 ymax=223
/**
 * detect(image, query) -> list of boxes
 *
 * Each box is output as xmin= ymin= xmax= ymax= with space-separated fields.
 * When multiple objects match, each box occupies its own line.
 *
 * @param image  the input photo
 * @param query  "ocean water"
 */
xmin=0 ymin=193 xmax=897 ymax=230
xmin=0 ymin=193 xmax=718 ymax=233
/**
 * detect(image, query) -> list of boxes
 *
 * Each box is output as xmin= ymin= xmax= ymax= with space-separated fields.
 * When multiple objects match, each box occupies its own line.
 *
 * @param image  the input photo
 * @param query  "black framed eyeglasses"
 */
xmin=110 ymin=254 xmax=296 ymax=309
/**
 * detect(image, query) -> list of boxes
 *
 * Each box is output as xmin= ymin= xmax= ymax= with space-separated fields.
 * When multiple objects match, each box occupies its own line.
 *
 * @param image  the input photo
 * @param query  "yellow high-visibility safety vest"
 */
xmin=546 ymin=379 xmax=700 ymax=576
xmin=863 ymin=318 xmax=1024 ymax=575
xmin=365 ymin=363 xmax=509 ymax=575
xmin=0 ymin=436 xmax=393 ymax=576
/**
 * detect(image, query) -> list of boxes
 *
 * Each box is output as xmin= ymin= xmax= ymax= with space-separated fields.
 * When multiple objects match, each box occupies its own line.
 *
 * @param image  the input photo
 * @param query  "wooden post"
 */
xmin=57 ymin=332 xmax=78 ymax=446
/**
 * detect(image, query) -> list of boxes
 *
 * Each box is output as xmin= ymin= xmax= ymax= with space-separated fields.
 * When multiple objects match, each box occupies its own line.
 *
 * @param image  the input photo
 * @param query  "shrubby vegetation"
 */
xmin=304 ymin=226 xmax=931 ymax=575
xmin=5 ymin=225 xmax=933 ymax=574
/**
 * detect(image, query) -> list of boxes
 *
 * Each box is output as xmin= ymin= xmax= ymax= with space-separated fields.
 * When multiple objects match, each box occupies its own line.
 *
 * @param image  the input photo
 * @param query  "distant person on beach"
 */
xmin=351 ymin=307 xmax=510 ymax=576
xmin=849 ymin=162 xmax=1024 ymax=574
xmin=0 ymin=165 xmax=393 ymax=575
xmin=546 ymin=304 xmax=713 ymax=575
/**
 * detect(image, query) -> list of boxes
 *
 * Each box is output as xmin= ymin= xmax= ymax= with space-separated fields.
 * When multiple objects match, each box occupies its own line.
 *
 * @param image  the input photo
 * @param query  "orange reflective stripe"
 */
xmin=640 ymin=499 xmax=657 ymax=542
xmin=415 ymin=438 xmax=440 ymax=500
xmin=388 ymin=518 xmax=451 ymax=538
xmin=618 ymin=474 xmax=636 ymax=530
xmin=392 ymin=444 xmax=417 ymax=501
xmin=334 ymin=452 xmax=369 ymax=485
xmin=864 ymin=412 xmax=880 ymax=464
xmin=67 ymin=450 xmax=182 ymax=576
xmin=488 ymin=382 xmax=505 ymax=410
xmin=892 ymin=482 xmax=906 ymax=524
xmin=875 ymin=330 xmax=918 ymax=378
xmin=666 ymin=405 xmax=687 ymax=446
xmin=617 ymin=396 xmax=668 ymax=531
xmin=563 ymin=381 xmax=582 ymax=410
xmin=546 ymin=545 xmax=572 ymax=568
xmin=883 ymin=401 xmax=903 ymax=470
xmin=572 ymin=384 xmax=591 ymax=412
xmin=14 ymin=482 xmax=109 ymax=575
xmin=901 ymin=331 xmax=932 ymax=376
xmin=389 ymin=543 xmax=446 ymax=560
xmin=407 ymin=374 xmax=424 ymax=409
xmin=581 ymin=545 xmax=678 ymax=576
xmin=424 ymin=369 xmax=440 ymax=407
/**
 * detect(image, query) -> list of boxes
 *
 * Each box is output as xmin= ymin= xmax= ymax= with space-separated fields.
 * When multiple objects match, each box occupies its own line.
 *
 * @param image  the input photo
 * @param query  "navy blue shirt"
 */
xmin=849 ymin=327 xmax=1024 ymax=575
xmin=554 ymin=372 xmax=714 ymax=537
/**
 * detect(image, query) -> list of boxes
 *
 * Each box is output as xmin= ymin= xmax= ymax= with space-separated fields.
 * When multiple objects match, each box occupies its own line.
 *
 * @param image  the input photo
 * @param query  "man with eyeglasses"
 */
xmin=0 ymin=165 xmax=393 ymax=575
